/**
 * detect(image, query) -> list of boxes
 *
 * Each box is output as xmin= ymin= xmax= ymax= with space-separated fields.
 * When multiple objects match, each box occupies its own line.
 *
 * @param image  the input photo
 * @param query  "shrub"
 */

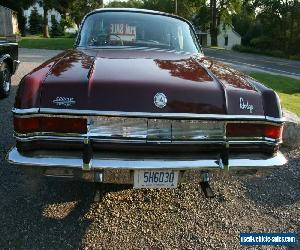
xmin=289 ymin=55 xmax=300 ymax=61
xmin=250 ymin=36 xmax=274 ymax=50
xmin=270 ymin=50 xmax=285 ymax=58
xmin=64 ymin=32 xmax=78 ymax=38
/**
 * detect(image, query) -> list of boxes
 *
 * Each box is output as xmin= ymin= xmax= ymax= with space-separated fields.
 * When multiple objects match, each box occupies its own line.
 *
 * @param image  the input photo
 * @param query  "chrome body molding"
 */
xmin=8 ymin=147 xmax=287 ymax=173
xmin=13 ymin=108 xmax=40 ymax=115
xmin=12 ymin=108 xmax=285 ymax=123
xmin=14 ymin=134 xmax=280 ymax=146
xmin=265 ymin=116 xmax=286 ymax=123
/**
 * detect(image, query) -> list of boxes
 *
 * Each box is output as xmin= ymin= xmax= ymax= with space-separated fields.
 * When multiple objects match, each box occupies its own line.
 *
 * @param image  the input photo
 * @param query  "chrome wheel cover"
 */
xmin=2 ymin=68 xmax=10 ymax=92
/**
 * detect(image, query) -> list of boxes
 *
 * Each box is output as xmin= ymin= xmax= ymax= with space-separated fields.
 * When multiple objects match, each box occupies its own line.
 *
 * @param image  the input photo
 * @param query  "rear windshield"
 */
xmin=77 ymin=11 xmax=200 ymax=53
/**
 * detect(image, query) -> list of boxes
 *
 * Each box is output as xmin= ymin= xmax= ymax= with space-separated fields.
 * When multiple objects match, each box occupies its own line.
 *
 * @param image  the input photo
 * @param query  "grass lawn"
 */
xmin=19 ymin=36 xmax=75 ymax=50
xmin=249 ymin=72 xmax=300 ymax=116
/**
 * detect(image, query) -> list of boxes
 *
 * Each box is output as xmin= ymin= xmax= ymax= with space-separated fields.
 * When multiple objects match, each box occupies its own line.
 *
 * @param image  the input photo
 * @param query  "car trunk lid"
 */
xmin=40 ymin=49 xmax=227 ymax=114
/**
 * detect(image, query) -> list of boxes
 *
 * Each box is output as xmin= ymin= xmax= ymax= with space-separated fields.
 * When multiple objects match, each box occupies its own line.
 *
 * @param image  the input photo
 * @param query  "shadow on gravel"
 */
xmin=0 ymin=173 xmax=95 ymax=249
xmin=0 ymin=85 xmax=92 ymax=249
xmin=0 ymin=171 xmax=134 ymax=249
xmin=242 ymin=152 xmax=300 ymax=208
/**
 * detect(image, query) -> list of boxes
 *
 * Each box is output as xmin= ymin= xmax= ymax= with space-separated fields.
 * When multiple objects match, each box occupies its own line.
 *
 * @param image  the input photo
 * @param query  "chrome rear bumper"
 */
xmin=7 ymin=147 xmax=287 ymax=183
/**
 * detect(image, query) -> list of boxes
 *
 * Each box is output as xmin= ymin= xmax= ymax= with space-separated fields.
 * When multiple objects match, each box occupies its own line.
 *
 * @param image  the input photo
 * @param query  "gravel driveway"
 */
xmin=0 ymin=49 xmax=299 ymax=249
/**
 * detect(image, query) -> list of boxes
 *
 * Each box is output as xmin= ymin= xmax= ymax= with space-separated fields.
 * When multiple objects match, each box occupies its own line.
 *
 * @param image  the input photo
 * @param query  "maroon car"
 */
xmin=8 ymin=8 xmax=286 ymax=190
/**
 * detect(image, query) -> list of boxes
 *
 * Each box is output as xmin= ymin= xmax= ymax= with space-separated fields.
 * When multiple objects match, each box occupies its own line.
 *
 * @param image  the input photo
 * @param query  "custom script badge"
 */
xmin=53 ymin=97 xmax=76 ymax=107
xmin=240 ymin=97 xmax=254 ymax=113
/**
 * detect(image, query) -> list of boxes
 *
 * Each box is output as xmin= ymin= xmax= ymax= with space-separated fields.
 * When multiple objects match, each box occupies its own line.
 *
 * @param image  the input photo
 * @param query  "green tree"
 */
xmin=242 ymin=0 xmax=300 ymax=56
xmin=192 ymin=5 xmax=210 ymax=32
xmin=106 ymin=0 xmax=143 ymax=8
xmin=209 ymin=0 xmax=241 ymax=46
xmin=232 ymin=0 xmax=256 ymax=45
xmin=142 ymin=0 xmax=201 ymax=18
xmin=38 ymin=0 xmax=56 ymax=38
xmin=50 ymin=15 xmax=64 ymax=37
xmin=68 ymin=0 xmax=103 ymax=28
xmin=28 ymin=6 xmax=43 ymax=34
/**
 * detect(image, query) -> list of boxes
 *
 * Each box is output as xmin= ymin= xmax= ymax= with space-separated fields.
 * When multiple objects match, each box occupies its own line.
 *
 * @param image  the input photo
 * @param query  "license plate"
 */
xmin=134 ymin=170 xmax=179 ymax=189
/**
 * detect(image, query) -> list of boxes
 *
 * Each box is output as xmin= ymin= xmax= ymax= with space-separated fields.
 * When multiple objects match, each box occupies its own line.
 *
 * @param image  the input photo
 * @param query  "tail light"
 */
xmin=226 ymin=123 xmax=283 ymax=140
xmin=14 ymin=116 xmax=87 ymax=134
xmin=13 ymin=117 xmax=39 ymax=134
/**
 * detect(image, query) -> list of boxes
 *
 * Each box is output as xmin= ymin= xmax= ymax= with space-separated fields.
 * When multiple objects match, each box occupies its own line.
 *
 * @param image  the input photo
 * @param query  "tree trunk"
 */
xmin=288 ymin=0 xmax=296 ymax=53
xmin=43 ymin=7 xmax=49 ymax=38
xmin=210 ymin=0 xmax=218 ymax=46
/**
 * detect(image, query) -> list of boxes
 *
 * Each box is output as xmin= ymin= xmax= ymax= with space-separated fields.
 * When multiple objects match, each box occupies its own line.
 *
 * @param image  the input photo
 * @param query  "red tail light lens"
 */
xmin=264 ymin=124 xmax=283 ymax=139
xmin=226 ymin=123 xmax=283 ymax=140
xmin=14 ymin=117 xmax=39 ymax=134
xmin=40 ymin=117 xmax=87 ymax=134
xmin=14 ymin=117 xmax=87 ymax=134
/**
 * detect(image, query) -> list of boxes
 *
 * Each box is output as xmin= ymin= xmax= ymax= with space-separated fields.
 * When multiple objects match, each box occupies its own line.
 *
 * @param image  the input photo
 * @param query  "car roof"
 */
xmin=75 ymin=8 xmax=200 ymax=49
xmin=87 ymin=8 xmax=190 ymax=24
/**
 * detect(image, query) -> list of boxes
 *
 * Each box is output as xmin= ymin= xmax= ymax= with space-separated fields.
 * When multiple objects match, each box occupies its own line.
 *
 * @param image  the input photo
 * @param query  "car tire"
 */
xmin=0 ymin=62 xmax=12 ymax=98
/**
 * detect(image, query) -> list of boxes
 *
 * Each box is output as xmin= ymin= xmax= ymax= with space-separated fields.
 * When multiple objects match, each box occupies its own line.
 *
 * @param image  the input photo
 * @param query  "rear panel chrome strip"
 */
xmin=12 ymin=108 xmax=285 ymax=123
xmin=13 ymin=108 xmax=40 ymax=115
xmin=14 ymin=134 xmax=279 ymax=145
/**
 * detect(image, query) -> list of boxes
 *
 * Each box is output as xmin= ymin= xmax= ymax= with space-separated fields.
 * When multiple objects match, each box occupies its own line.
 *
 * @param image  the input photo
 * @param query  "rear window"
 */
xmin=77 ymin=11 xmax=200 ymax=53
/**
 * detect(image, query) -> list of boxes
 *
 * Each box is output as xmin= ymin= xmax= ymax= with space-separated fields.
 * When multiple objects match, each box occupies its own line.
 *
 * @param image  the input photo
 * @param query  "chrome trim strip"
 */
xmin=40 ymin=108 xmax=266 ymax=120
xmin=12 ymin=108 xmax=40 ymax=115
xmin=14 ymin=134 xmax=279 ymax=145
xmin=91 ymin=159 xmax=221 ymax=169
xmin=227 ymin=140 xmax=279 ymax=146
xmin=15 ymin=135 xmax=85 ymax=142
xmin=7 ymin=147 xmax=287 ymax=170
xmin=12 ymin=108 xmax=285 ymax=123
xmin=227 ymin=137 xmax=280 ymax=144
xmin=266 ymin=116 xmax=286 ymax=122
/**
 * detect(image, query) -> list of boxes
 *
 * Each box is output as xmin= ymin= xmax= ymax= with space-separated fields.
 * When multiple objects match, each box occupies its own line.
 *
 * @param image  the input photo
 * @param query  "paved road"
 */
xmin=204 ymin=48 xmax=300 ymax=78
xmin=19 ymin=48 xmax=63 ymax=63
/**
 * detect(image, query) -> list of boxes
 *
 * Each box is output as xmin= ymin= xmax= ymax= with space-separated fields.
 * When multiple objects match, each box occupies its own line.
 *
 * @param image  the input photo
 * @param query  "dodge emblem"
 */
xmin=154 ymin=93 xmax=167 ymax=108
xmin=239 ymin=97 xmax=254 ymax=113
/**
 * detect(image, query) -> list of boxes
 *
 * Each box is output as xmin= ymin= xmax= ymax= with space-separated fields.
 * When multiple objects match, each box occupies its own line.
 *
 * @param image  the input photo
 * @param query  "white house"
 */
xmin=23 ymin=3 xmax=77 ymax=33
xmin=23 ymin=3 xmax=61 ymax=29
xmin=207 ymin=23 xmax=241 ymax=49
xmin=196 ymin=23 xmax=241 ymax=49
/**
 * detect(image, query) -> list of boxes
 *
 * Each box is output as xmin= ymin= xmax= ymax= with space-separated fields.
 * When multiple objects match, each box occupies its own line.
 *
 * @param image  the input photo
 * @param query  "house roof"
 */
xmin=194 ymin=28 xmax=208 ymax=35
xmin=0 ymin=5 xmax=16 ymax=13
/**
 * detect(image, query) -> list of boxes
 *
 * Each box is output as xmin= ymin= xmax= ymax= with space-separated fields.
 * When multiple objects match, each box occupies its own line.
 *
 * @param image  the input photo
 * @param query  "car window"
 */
xmin=77 ymin=11 xmax=200 ymax=53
